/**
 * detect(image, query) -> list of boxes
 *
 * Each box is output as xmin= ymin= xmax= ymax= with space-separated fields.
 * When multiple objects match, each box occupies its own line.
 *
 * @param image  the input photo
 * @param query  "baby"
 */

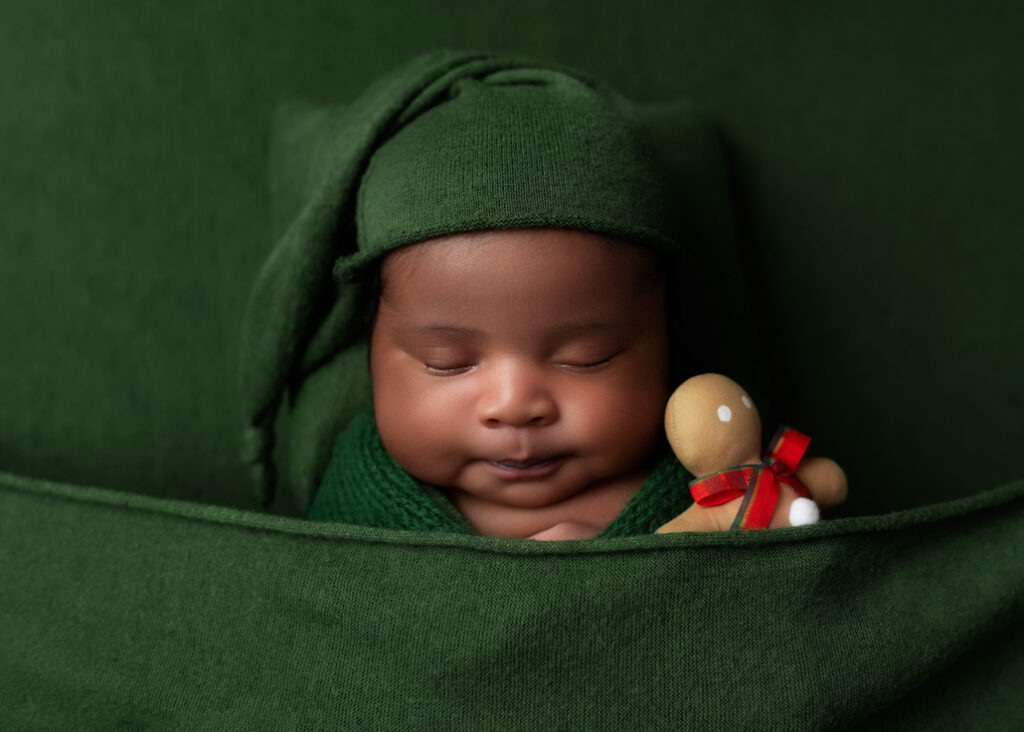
xmin=243 ymin=51 xmax=700 ymax=538
xmin=367 ymin=227 xmax=671 ymax=540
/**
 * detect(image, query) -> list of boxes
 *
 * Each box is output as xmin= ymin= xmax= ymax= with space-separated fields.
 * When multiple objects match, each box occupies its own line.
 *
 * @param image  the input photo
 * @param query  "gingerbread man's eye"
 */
xmin=717 ymin=405 xmax=733 ymax=422
xmin=741 ymin=395 xmax=753 ymax=409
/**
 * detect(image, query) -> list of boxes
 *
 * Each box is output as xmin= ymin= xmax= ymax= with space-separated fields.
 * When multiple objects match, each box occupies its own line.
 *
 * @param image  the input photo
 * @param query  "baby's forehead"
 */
xmin=379 ymin=227 xmax=663 ymax=290
xmin=373 ymin=227 xmax=667 ymax=339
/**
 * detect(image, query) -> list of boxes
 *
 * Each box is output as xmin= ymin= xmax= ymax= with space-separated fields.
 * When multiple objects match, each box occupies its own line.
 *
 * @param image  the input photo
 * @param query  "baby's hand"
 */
xmin=528 ymin=521 xmax=602 ymax=541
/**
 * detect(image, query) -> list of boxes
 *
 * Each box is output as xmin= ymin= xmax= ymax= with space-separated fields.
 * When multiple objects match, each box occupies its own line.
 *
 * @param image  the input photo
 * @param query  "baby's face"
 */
xmin=370 ymin=228 xmax=669 ymax=511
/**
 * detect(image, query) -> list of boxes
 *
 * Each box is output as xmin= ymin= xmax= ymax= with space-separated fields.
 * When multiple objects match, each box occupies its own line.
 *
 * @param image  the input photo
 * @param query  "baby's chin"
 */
xmin=474 ymin=480 xmax=585 ymax=509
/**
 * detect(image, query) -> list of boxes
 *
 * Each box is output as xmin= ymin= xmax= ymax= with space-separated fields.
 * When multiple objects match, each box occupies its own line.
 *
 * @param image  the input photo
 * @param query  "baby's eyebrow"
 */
xmin=416 ymin=321 xmax=620 ymax=334
xmin=547 ymin=320 xmax=623 ymax=333
xmin=404 ymin=323 xmax=482 ymax=337
xmin=398 ymin=319 xmax=627 ymax=340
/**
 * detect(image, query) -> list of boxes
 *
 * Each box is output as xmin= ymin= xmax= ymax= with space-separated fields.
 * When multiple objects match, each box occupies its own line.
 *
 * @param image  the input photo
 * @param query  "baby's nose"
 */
xmin=476 ymin=362 xmax=558 ymax=428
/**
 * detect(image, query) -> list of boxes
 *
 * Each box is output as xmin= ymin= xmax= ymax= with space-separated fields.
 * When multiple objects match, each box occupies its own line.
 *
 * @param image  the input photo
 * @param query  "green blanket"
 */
xmin=3 ymin=469 xmax=1022 ymax=730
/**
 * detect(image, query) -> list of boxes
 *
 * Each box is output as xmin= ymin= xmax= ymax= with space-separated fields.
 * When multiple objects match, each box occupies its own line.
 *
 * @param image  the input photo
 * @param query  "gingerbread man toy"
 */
xmin=656 ymin=373 xmax=847 ymax=533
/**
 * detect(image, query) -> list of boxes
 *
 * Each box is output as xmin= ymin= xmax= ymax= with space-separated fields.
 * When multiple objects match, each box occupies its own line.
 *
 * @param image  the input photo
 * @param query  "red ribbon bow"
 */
xmin=687 ymin=426 xmax=812 ymax=530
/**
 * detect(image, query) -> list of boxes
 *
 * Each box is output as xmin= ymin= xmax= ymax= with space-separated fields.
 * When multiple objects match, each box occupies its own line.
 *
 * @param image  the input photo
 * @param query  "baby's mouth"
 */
xmin=486 ymin=456 xmax=565 ymax=479
xmin=490 ymin=457 xmax=557 ymax=470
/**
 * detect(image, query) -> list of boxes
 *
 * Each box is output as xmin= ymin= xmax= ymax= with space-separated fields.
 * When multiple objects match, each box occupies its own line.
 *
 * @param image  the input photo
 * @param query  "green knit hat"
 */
xmin=337 ymin=62 xmax=679 ymax=278
xmin=240 ymin=50 xmax=690 ymax=507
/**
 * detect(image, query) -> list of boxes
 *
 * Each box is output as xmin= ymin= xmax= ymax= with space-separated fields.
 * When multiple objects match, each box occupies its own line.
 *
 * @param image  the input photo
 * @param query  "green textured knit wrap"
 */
xmin=307 ymin=410 xmax=694 ymax=536
xmin=239 ymin=50 xmax=688 ymax=509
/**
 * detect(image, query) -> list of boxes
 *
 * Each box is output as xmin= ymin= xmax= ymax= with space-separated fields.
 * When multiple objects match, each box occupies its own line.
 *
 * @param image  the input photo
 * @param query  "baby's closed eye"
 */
xmin=418 ymin=349 xmax=477 ymax=375
xmin=551 ymin=342 xmax=625 ymax=372
xmin=423 ymin=361 xmax=475 ymax=376
xmin=553 ymin=355 xmax=617 ymax=372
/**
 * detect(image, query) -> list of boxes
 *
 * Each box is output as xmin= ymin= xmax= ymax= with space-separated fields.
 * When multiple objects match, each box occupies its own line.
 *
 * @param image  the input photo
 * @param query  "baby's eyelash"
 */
xmin=423 ymin=363 xmax=475 ymax=376
xmin=555 ymin=356 xmax=614 ymax=372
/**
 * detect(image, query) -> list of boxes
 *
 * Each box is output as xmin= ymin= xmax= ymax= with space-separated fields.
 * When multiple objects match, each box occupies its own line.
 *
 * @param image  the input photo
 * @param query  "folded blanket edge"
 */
xmin=1 ymin=467 xmax=1022 ymax=555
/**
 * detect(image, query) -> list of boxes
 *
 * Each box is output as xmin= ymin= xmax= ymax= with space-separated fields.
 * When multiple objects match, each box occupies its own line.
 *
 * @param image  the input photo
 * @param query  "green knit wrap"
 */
xmin=308 ymin=411 xmax=695 ymax=537
xmin=239 ymin=50 xmax=692 ymax=508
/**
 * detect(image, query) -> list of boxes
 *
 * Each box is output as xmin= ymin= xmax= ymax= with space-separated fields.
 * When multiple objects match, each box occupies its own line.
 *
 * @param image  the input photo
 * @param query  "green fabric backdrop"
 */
xmin=2 ymin=1 xmax=1021 ymax=516
xmin=2 ymin=2 xmax=1023 ymax=728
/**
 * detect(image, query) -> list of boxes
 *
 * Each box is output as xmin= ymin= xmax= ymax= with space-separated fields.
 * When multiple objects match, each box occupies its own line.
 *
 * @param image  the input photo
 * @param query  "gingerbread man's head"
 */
xmin=665 ymin=373 xmax=764 ymax=478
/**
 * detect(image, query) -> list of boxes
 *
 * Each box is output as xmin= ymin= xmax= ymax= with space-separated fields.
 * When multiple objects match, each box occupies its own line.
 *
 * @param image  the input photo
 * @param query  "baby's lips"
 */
xmin=483 ymin=455 xmax=567 ymax=481
xmin=490 ymin=456 xmax=561 ymax=470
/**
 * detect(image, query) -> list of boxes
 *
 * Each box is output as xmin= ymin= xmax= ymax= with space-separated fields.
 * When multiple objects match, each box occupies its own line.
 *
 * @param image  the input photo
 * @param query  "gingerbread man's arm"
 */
xmin=796 ymin=457 xmax=847 ymax=509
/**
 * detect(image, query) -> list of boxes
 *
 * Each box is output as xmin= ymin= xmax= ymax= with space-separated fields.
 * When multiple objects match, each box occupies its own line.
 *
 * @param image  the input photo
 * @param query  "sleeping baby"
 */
xmin=244 ymin=50 xmax=785 ymax=539
xmin=289 ymin=50 xmax=703 ymax=540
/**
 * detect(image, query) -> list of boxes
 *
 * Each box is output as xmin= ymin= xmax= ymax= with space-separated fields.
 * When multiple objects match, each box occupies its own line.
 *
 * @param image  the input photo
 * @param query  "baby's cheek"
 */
xmin=373 ymin=374 xmax=428 ymax=455
xmin=375 ymin=376 xmax=474 ymax=478
xmin=569 ymin=380 xmax=663 ymax=448
xmin=374 ymin=403 xmax=448 ymax=484
xmin=377 ymin=388 xmax=442 ymax=446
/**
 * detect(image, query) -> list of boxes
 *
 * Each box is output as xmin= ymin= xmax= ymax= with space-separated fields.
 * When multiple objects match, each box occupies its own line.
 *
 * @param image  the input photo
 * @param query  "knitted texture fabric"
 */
xmin=340 ymin=63 xmax=677 ymax=277
xmin=307 ymin=410 xmax=695 ymax=537
xmin=239 ymin=50 xmax=688 ymax=507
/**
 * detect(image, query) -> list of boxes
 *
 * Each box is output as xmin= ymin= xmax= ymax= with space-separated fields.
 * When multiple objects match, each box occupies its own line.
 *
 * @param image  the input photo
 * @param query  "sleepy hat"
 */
xmin=340 ymin=60 xmax=679 ymax=277
xmin=240 ymin=50 xmax=687 ymax=506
